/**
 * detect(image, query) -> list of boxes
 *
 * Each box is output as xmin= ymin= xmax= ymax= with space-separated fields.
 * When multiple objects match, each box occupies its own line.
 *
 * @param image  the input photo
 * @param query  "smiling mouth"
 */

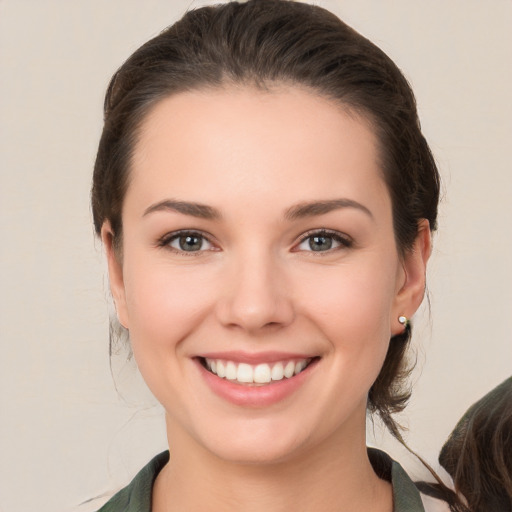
xmin=198 ymin=357 xmax=317 ymax=386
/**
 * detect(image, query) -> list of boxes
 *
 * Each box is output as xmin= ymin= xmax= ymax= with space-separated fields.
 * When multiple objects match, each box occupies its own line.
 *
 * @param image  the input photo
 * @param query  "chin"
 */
xmin=188 ymin=415 xmax=314 ymax=466
xmin=207 ymin=436 xmax=306 ymax=466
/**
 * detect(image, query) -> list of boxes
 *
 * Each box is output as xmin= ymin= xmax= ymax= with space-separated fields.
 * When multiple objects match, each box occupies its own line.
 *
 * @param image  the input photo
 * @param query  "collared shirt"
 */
xmin=96 ymin=449 xmax=430 ymax=512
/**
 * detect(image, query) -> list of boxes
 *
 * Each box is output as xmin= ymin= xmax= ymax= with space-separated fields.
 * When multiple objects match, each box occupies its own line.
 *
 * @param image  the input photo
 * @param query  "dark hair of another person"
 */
xmin=440 ymin=377 xmax=512 ymax=512
xmin=91 ymin=1 xmax=465 ymax=510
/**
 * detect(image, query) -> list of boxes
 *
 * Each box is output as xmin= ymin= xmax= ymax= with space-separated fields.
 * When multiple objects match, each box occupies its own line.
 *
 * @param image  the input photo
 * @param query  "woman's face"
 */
xmin=103 ymin=86 xmax=429 ymax=464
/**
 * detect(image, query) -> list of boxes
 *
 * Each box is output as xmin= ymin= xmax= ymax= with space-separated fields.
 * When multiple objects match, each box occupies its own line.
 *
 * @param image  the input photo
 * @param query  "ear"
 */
xmin=101 ymin=221 xmax=130 ymax=329
xmin=391 ymin=219 xmax=431 ymax=335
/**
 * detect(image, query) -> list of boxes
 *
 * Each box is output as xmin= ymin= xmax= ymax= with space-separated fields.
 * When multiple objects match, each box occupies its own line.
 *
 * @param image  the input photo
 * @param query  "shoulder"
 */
xmin=368 ymin=448 xmax=451 ymax=512
xmin=84 ymin=451 xmax=169 ymax=512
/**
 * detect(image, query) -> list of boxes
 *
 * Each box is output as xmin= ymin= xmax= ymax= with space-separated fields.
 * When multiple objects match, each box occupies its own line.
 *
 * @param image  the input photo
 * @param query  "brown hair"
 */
xmin=91 ymin=0 xmax=460 ymax=506
xmin=440 ymin=377 xmax=512 ymax=511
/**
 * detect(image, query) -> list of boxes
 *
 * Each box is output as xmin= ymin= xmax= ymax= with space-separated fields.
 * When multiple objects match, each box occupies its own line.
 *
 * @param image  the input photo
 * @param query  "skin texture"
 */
xmin=102 ymin=86 xmax=430 ymax=512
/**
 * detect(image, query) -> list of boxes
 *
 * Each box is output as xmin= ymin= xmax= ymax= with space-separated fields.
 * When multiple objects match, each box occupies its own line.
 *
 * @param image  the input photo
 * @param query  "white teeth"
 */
xmin=254 ymin=363 xmax=271 ymax=383
xmin=271 ymin=362 xmax=284 ymax=381
xmin=284 ymin=361 xmax=295 ymax=378
xmin=203 ymin=357 xmax=312 ymax=384
xmin=237 ymin=363 xmax=253 ymax=383
xmin=217 ymin=360 xmax=226 ymax=378
xmin=295 ymin=360 xmax=306 ymax=374
xmin=226 ymin=361 xmax=237 ymax=380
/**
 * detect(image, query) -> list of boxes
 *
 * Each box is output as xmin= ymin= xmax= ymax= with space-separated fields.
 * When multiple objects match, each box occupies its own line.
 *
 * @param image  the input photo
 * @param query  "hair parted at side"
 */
xmin=92 ymin=0 xmax=441 ymax=480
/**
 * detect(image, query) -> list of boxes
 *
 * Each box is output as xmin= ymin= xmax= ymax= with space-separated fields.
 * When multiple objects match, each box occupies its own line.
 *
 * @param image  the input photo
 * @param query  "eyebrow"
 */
xmin=284 ymin=199 xmax=373 ymax=220
xmin=143 ymin=200 xmax=221 ymax=220
xmin=143 ymin=197 xmax=373 ymax=221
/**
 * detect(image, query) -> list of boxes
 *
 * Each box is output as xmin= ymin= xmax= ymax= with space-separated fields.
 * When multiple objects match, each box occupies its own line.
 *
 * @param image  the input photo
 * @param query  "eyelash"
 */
xmin=157 ymin=229 xmax=353 ymax=255
xmin=295 ymin=229 xmax=353 ymax=254
xmin=157 ymin=230 xmax=217 ymax=256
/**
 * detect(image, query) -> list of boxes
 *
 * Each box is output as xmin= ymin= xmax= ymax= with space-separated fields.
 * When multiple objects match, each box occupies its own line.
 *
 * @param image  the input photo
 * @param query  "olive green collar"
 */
xmin=98 ymin=448 xmax=425 ymax=512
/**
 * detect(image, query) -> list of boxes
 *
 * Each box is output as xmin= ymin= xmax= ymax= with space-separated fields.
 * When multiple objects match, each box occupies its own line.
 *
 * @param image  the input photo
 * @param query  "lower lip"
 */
xmin=195 ymin=359 xmax=318 ymax=408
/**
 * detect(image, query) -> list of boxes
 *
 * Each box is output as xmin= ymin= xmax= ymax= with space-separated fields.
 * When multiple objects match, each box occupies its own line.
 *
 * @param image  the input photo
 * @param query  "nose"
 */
xmin=215 ymin=249 xmax=295 ymax=334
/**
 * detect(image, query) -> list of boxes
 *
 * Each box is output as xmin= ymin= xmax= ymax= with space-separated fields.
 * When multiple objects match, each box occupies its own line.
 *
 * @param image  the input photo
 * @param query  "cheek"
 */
xmin=122 ymin=256 xmax=216 ymax=353
xmin=121 ymin=257 xmax=221 ymax=410
xmin=300 ymin=264 xmax=399 ymax=409
xmin=302 ymin=262 xmax=396 ymax=324
xmin=295 ymin=257 xmax=398 ymax=363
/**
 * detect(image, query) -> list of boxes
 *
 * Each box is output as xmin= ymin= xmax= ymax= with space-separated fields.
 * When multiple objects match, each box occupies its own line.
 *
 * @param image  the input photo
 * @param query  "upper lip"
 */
xmin=196 ymin=351 xmax=317 ymax=364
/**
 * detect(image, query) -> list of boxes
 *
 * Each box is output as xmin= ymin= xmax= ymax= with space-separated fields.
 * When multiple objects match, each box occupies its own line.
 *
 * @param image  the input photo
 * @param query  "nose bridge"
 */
xmin=217 ymin=243 xmax=294 ymax=332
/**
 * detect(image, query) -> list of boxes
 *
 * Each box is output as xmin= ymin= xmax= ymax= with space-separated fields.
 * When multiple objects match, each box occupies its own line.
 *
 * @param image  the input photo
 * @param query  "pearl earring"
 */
xmin=398 ymin=315 xmax=409 ymax=326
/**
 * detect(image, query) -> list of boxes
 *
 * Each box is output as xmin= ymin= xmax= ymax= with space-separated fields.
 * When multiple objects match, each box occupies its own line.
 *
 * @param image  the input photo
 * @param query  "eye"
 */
xmin=160 ymin=231 xmax=214 ymax=253
xmin=295 ymin=230 xmax=352 ymax=253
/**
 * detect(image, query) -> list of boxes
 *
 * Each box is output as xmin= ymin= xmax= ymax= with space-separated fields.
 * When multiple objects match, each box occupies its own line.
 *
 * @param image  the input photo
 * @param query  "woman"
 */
xmin=91 ymin=1 xmax=463 ymax=510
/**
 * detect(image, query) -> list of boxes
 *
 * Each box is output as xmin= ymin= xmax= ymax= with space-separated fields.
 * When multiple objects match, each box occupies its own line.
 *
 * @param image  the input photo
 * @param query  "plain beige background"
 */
xmin=0 ymin=1 xmax=511 ymax=511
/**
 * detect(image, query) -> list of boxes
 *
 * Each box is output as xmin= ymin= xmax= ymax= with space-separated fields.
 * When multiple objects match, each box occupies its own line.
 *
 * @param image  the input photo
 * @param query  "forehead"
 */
xmin=127 ymin=85 xmax=390 ymax=217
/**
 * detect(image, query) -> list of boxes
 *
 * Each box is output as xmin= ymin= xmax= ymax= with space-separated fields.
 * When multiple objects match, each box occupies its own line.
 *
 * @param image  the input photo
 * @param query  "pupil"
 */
xmin=310 ymin=235 xmax=332 ymax=251
xmin=180 ymin=235 xmax=202 ymax=251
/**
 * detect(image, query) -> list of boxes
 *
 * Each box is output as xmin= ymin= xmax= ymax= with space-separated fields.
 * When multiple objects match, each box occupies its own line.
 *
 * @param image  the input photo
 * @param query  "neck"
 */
xmin=152 ymin=416 xmax=393 ymax=512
